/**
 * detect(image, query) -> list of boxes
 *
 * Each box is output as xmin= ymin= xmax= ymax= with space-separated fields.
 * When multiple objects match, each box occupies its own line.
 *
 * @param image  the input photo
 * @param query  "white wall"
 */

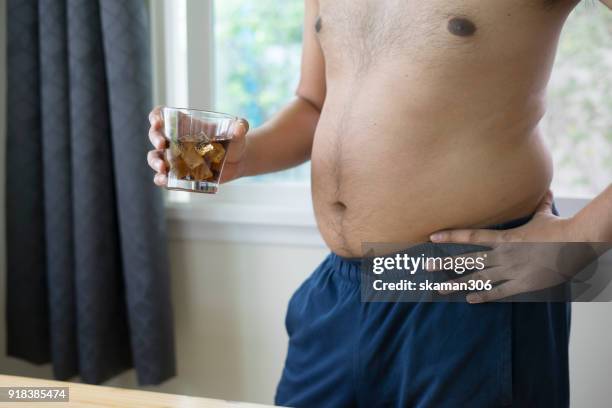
xmin=570 ymin=304 xmax=612 ymax=408
xmin=106 ymin=241 xmax=325 ymax=403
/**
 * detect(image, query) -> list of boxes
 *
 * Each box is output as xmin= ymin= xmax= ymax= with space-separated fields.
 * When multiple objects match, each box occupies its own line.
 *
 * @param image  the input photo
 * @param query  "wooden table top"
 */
xmin=0 ymin=375 xmax=274 ymax=407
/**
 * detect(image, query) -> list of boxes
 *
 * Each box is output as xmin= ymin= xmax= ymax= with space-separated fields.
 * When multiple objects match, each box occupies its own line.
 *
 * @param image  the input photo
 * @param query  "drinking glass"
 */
xmin=162 ymin=107 xmax=237 ymax=194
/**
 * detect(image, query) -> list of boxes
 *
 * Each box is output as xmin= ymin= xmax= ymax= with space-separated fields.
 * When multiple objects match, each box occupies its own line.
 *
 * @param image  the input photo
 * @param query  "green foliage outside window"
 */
xmin=215 ymin=0 xmax=307 ymax=183
xmin=545 ymin=2 xmax=612 ymax=197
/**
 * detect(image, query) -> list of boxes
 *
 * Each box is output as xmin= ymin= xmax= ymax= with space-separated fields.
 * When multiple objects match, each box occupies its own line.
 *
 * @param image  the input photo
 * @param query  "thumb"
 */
xmin=535 ymin=190 xmax=554 ymax=215
xmin=232 ymin=118 xmax=249 ymax=139
xmin=226 ymin=119 xmax=249 ymax=162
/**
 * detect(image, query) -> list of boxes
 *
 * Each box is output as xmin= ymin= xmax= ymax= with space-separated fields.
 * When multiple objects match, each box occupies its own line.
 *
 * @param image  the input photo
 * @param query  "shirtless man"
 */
xmin=148 ymin=0 xmax=612 ymax=406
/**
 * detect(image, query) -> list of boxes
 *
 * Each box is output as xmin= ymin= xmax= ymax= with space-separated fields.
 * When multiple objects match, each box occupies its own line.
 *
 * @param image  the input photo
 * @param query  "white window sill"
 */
xmin=166 ymin=191 xmax=590 ymax=247
xmin=166 ymin=202 xmax=324 ymax=246
xmin=166 ymin=183 xmax=325 ymax=247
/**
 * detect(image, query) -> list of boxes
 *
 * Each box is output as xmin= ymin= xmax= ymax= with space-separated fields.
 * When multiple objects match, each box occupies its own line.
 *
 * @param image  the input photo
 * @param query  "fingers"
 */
xmin=233 ymin=118 xmax=250 ymax=136
xmin=149 ymin=148 xmax=168 ymax=187
xmin=430 ymin=228 xmax=505 ymax=244
xmin=153 ymin=173 xmax=168 ymax=186
xmin=149 ymin=106 xmax=163 ymax=128
xmin=438 ymin=267 xmax=506 ymax=295
xmin=425 ymin=249 xmax=500 ymax=272
xmin=219 ymin=162 xmax=239 ymax=184
xmin=535 ymin=190 xmax=555 ymax=215
xmin=148 ymin=107 xmax=167 ymax=187
xmin=466 ymin=280 xmax=522 ymax=304
xmin=147 ymin=149 xmax=167 ymax=175
xmin=149 ymin=127 xmax=167 ymax=150
xmin=226 ymin=118 xmax=249 ymax=163
xmin=149 ymin=106 xmax=167 ymax=149
xmin=229 ymin=118 xmax=249 ymax=144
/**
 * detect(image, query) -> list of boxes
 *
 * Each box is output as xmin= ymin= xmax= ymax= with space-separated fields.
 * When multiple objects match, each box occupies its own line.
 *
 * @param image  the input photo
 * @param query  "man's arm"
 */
xmin=600 ymin=0 xmax=612 ymax=10
xmin=241 ymin=0 xmax=325 ymax=177
xmin=569 ymin=184 xmax=612 ymax=242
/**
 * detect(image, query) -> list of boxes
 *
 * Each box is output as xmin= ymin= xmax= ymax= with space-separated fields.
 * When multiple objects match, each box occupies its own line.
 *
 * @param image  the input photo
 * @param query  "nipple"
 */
xmin=315 ymin=16 xmax=322 ymax=33
xmin=447 ymin=17 xmax=477 ymax=37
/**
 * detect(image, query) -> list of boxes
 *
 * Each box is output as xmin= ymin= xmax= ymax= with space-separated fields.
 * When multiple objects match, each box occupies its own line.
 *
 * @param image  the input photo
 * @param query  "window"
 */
xmin=214 ymin=0 xmax=308 ymax=183
xmin=155 ymin=1 xmax=611 ymax=202
xmin=543 ymin=2 xmax=612 ymax=198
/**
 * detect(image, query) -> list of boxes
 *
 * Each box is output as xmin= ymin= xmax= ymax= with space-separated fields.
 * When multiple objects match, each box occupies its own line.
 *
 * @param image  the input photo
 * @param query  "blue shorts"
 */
xmin=275 ymin=217 xmax=570 ymax=407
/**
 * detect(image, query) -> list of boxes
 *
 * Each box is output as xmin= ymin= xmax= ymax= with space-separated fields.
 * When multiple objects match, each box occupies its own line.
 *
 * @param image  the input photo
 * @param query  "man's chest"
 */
xmin=315 ymin=0 xmax=576 ymax=68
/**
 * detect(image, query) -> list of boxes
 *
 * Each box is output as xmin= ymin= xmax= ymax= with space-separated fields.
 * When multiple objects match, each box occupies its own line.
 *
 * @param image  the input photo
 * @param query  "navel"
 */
xmin=332 ymin=201 xmax=347 ymax=212
xmin=447 ymin=17 xmax=477 ymax=37
xmin=315 ymin=16 xmax=322 ymax=33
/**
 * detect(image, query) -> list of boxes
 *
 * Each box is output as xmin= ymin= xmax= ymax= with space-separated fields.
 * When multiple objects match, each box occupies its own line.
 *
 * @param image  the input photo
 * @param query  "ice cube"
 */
xmin=171 ymin=156 xmax=190 ymax=179
xmin=191 ymin=162 xmax=214 ymax=181
xmin=207 ymin=142 xmax=226 ymax=164
xmin=168 ymin=141 xmax=182 ymax=159
xmin=181 ymin=142 xmax=205 ymax=169
xmin=211 ymin=161 xmax=223 ymax=172
xmin=179 ymin=134 xmax=197 ymax=143
xmin=195 ymin=130 xmax=210 ymax=144
xmin=195 ymin=142 xmax=214 ymax=156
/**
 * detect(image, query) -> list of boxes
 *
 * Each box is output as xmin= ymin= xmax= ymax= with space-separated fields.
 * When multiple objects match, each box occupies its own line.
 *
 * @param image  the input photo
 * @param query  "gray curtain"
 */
xmin=5 ymin=0 xmax=175 ymax=385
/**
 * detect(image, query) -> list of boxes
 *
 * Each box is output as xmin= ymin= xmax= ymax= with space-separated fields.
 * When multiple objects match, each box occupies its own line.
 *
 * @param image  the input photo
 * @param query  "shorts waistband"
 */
xmin=327 ymin=212 xmax=542 ymax=283
xmin=329 ymin=253 xmax=362 ymax=283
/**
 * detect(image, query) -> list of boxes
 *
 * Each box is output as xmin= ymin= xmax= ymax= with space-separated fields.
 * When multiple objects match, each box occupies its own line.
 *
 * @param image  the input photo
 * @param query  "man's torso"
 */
xmin=310 ymin=0 xmax=579 ymax=256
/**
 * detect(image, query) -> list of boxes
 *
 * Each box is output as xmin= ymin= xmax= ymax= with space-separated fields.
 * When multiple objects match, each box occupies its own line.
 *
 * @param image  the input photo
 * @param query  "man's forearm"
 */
xmin=569 ymin=183 xmax=612 ymax=242
xmin=242 ymin=96 xmax=320 ymax=177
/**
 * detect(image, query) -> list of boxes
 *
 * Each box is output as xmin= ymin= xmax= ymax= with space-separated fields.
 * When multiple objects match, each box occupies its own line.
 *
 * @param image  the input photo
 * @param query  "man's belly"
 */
xmin=311 ymin=76 xmax=553 ymax=257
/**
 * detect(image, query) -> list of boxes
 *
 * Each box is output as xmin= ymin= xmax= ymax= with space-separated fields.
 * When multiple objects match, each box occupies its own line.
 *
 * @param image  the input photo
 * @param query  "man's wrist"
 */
xmin=566 ymin=214 xmax=612 ymax=242
xmin=560 ymin=216 xmax=582 ymax=241
xmin=240 ymin=136 xmax=256 ymax=178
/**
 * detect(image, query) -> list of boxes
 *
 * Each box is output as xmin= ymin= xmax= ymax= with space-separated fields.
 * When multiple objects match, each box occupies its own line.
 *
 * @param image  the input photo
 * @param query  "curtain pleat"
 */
xmin=6 ymin=0 xmax=175 ymax=385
